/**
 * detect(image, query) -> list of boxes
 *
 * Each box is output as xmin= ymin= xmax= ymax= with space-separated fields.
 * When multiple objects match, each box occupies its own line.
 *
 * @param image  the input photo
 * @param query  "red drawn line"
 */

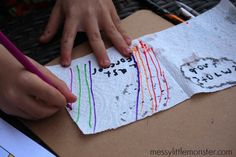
xmin=162 ymin=71 xmax=170 ymax=105
xmin=150 ymin=47 xmax=163 ymax=76
xmin=139 ymin=40 xmax=144 ymax=48
xmin=147 ymin=49 xmax=163 ymax=106
xmin=143 ymin=43 xmax=160 ymax=111
xmin=136 ymin=46 xmax=155 ymax=113
xmin=140 ymin=40 xmax=158 ymax=112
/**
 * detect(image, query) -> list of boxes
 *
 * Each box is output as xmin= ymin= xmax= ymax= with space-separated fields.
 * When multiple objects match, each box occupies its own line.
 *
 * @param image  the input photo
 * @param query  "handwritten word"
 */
xmin=181 ymin=57 xmax=236 ymax=88
xmin=92 ymin=57 xmax=136 ymax=78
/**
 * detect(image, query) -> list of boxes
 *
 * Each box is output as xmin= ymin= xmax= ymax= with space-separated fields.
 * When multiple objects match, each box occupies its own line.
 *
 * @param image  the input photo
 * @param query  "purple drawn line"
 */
xmin=70 ymin=67 xmax=73 ymax=92
xmin=66 ymin=68 xmax=73 ymax=110
xmin=131 ymin=54 xmax=141 ymax=121
xmin=88 ymin=61 xmax=97 ymax=133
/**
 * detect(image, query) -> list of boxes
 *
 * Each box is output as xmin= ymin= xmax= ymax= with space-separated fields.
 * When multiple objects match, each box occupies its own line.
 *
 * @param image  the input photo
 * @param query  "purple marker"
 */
xmin=0 ymin=31 xmax=70 ymax=107
xmin=0 ymin=31 xmax=53 ymax=86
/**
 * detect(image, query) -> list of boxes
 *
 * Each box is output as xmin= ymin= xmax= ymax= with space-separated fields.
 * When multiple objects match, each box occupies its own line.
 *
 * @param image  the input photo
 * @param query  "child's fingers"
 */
xmin=22 ymin=72 xmax=67 ymax=108
xmin=41 ymin=70 xmax=77 ymax=103
xmin=102 ymin=13 xmax=132 ymax=57
xmin=60 ymin=16 xmax=78 ymax=66
xmin=40 ymin=3 xmax=63 ymax=43
xmin=21 ymin=94 xmax=60 ymax=120
xmin=0 ymin=101 xmax=31 ymax=120
xmin=86 ymin=17 xmax=110 ymax=68
xmin=111 ymin=11 xmax=132 ymax=46
xmin=28 ymin=58 xmax=77 ymax=103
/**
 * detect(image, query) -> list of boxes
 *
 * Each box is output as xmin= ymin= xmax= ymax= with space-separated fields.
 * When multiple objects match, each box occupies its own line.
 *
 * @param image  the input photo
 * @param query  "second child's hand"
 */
xmin=0 ymin=45 xmax=76 ymax=120
xmin=40 ymin=0 xmax=132 ymax=68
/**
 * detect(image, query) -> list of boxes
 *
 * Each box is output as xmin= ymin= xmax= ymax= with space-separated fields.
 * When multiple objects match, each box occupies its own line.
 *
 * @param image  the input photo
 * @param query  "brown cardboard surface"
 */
xmin=24 ymin=10 xmax=236 ymax=157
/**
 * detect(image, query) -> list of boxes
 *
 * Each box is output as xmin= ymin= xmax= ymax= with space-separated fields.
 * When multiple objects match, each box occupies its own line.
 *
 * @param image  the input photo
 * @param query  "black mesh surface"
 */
xmin=0 ymin=0 xmax=235 ymax=65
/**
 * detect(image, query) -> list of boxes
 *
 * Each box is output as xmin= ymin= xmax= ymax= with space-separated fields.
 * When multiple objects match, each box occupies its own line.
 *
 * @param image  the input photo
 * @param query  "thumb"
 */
xmin=40 ymin=3 xmax=62 ymax=43
xmin=29 ymin=58 xmax=77 ymax=103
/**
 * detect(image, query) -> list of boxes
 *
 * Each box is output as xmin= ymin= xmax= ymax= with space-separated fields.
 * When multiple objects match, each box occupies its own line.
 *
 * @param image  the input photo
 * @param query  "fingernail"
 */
xmin=67 ymin=93 xmax=77 ymax=103
xmin=72 ymin=94 xmax=77 ymax=101
xmin=61 ymin=59 xmax=70 ymax=67
xmin=126 ymin=37 xmax=132 ymax=45
xmin=125 ymin=47 xmax=132 ymax=54
xmin=61 ymin=62 xmax=68 ymax=67
xmin=102 ymin=59 xmax=110 ymax=67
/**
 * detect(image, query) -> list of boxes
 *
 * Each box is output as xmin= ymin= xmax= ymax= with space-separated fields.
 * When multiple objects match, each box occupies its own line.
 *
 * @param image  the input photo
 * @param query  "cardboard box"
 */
xmin=24 ymin=10 xmax=236 ymax=157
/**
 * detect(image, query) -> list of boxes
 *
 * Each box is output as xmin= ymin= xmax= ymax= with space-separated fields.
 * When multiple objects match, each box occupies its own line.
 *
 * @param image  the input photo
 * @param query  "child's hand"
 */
xmin=0 ymin=45 xmax=77 ymax=120
xmin=40 ymin=0 xmax=132 ymax=67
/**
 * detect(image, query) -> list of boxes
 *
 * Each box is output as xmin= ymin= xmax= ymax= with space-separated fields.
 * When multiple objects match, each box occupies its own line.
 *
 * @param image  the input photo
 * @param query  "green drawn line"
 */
xmin=76 ymin=65 xmax=82 ymax=123
xmin=84 ymin=64 xmax=92 ymax=128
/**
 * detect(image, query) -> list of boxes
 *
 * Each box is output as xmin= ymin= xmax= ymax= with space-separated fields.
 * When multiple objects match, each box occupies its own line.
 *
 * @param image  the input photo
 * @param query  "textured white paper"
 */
xmin=0 ymin=118 xmax=55 ymax=157
xmin=47 ymin=0 xmax=236 ymax=134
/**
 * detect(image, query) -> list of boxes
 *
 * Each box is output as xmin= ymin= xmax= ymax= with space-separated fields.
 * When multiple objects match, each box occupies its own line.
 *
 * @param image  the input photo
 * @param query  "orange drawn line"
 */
xmin=142 ymin=43 xmax=158 ymax=112
xmin=136 ymin=45 xmax=155 ymax=113
xmin=147 ymin=48 xmax=163 ymax=108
